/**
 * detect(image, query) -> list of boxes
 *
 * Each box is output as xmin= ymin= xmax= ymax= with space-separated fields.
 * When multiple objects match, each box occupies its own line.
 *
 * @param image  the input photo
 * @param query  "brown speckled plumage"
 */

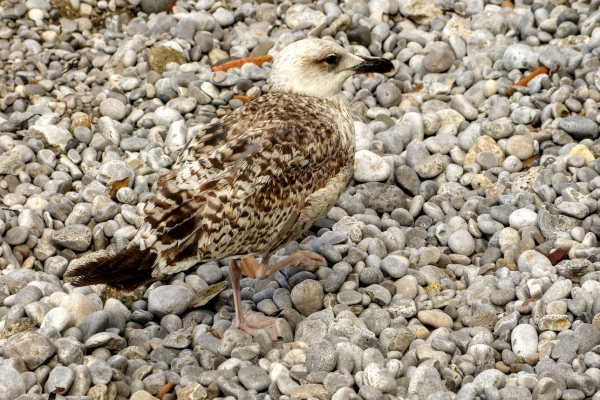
xmin=143 ymin=92 xmax=355 ymax=275
xmin=65 ymin=38 xmax=393 ymax=303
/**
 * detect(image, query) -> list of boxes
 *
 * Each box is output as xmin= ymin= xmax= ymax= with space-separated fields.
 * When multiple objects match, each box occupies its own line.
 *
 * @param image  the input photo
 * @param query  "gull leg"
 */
xmin=229 ymin=258 xmax=280 ymax=340
xmin=230 ymin=251 xmax=326 ymax=341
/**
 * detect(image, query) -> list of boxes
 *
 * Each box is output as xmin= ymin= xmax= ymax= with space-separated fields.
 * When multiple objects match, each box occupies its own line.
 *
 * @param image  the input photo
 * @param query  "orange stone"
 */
xmin=548 ymin=248 xmax=565 ymax=265
xmin=233 ymin=95 xmax=251 ymax=104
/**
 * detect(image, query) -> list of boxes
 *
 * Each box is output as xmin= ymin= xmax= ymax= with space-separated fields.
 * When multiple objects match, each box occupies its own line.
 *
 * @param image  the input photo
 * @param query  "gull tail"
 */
xmin=64 ymin=246 xmax=158 ymax=291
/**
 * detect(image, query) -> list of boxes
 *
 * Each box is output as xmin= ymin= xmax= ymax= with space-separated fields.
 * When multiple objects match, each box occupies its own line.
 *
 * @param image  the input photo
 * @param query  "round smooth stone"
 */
xmin=447 ymin=229 xmax=475 ymax=256
xmin=511 ymin=324 xmax=538 ymax=357
xmin=508 ymin=209 xmax=538 ymax=229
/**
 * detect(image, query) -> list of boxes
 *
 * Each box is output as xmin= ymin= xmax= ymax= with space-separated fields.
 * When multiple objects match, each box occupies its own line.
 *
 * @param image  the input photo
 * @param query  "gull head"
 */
xmin=268 ymin=38 xmax=394 ymax=99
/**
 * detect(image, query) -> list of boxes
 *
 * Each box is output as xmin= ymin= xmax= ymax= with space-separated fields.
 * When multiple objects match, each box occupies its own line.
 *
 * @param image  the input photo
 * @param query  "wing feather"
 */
xmin=137 ymin=93 xmax=353 ymax=276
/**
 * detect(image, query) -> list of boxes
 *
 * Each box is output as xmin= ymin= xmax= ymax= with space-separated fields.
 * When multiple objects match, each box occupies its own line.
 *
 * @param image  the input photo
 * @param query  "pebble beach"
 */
xmin=1 ymin=0 xmax=600 ymax=399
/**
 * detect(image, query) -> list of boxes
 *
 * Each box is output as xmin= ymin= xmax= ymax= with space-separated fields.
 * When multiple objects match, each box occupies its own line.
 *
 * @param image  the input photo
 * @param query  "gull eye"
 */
xmin=324 ymin=54 xmax=339 ymax=65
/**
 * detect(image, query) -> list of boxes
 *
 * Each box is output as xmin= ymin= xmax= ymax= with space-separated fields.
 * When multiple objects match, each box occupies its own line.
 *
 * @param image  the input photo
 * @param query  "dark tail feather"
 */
xmin=64 ymin=246 xmax=158 ymax=291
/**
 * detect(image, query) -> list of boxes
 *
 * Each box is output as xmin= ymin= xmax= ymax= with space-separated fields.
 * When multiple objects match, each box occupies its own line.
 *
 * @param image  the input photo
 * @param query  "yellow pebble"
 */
xmin=565 ymin=144 xmax=595 ymax=163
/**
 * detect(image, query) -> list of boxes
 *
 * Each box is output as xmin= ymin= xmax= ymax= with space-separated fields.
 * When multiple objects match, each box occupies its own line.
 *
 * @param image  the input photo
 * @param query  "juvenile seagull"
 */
xmin=66 ymin=38 xmax=394 ymax=339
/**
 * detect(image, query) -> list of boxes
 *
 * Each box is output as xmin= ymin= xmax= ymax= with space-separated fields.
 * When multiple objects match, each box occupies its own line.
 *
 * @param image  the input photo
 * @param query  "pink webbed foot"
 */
xmin=236 ymin=310 xmax=292 ymax=341
xmin=240 ymin=250 xmax=326 ymax=279
xmin=291 ymin=250 xmax=326 ymax=268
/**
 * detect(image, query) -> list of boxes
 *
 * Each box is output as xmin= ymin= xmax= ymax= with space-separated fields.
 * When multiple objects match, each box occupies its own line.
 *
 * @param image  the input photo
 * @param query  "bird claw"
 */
xmin=291 ymin=250 xmax=326 ymax=268
xmin=237 ymin=310 xmax=292 ymax=341
xmin=240 ymin=251 xmax=326 ymax=280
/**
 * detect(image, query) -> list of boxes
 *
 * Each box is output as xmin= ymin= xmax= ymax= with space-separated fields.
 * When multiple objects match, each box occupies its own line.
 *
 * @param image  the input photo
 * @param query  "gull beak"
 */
xmin=352 ymin=56 xmax=395 ymax=74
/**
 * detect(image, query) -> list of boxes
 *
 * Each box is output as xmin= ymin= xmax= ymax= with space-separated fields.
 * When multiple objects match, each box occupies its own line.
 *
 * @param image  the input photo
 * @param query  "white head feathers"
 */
xmin=268 ymin=38 xmax=393 ymax=99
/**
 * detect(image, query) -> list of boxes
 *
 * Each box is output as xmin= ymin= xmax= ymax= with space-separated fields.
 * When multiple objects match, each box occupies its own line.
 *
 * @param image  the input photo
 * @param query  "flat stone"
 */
xmin=538 ymin=315 xmax=571 ymax=331
xmin=436 ymin=109 xmax=465 ymax=128
xmin=542 ymin=279 xmax=572 ymax=303
xmin=175 ymin=384 xmax=207 ymax=400
xmin=502 ymin=43 xmax=539 ymax=70
xmin=85 ymin=332 xmax=126 ymax=350
xmin=399 ymin=0 xmax=442 ymax=24
xmin=47 ymin=365 xmax=75 ymax=394
xmin=29 ymin=125 xmax=72 ymax=154
xmin=447 ymin=229 xmax=475 ymax=256
xmin=512 ymin=166 xmax=544 ymax=193
xmin=97 ymin=160 xmax=135 ymax=188
xmin=238 ymin=366 xmax=271 ymax=392
xmin=417 ymin=309 xmax=453 ymax=329
xmin=464 ymin=135 xmax=505 ymax=165
xmin=148 ymin=46 xmax=186 ymax=74
xmin=559 ymin=116 xmax=599 ymax=140
xmin=2 ymin=331 xmax=55 ymax=369
xmin=354 ymin=150 xmax=391 ymax=182
xmin=52 ymin=224 xmax=92 ymax=252
xmin=0 ymin=366 xmax=26 ymax=400
xmin=354 ymin=182 xmax=406 ymax=213
xmin=414 ymin=153 xmax=445 ymax=179
xmin=508 ymin=209 xmax=538 ymax=230
xmin=5 ymin=226 xmax=29 ymax=245
xmin=337 ymin=290 xmax=362 ymax=305
xmin=290 ymin=384 xmax=329 ymax=399
xmin=0 ymin=150 xmax=24 ymax=175
xmin=306 ymin=339 xmax=337 ymax=373
xmin=425 ymin=42 xmax=456 ymax=74
xmin=363 ymin=363 xmax=397 ymax=394
xmin=285 ymin=4 xmax=326 ymax=28
xmin=518 ymin=250 xmax=552 ymax=273
xmin=565 ymin=144 xmax=595 ymax=163
xmin=148 ymin=285 xmax=194 ymax=318
xmin=99 ymin=98 xmax=127 ymax=120
xmin=407 ymin=366 xmax=444 ymax=399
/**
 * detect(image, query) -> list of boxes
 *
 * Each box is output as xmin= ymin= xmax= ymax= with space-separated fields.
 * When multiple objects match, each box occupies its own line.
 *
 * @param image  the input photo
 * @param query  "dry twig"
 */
xmin=506 ymin=66 xmax=549 ymax=96
xmin=157 ymin=382 xmax=176 ymax=399
xmin=212 ymin=55 xmax=273 ymax=72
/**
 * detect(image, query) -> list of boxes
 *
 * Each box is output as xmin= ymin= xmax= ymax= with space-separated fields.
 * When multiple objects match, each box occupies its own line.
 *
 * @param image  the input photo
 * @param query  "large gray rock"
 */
xmin=0 ymin=150 xmax=24 ymax=175
xmin=97 ymin=160 xmax=136 ymax=188
xmin=0 ymin=366 xmax=26 ymax=400
xmin=398 ymin=0 xmax=442 ymax=24
xmin=2 ymin=331 xmax=56 ymax=369
xmin=306 ymin=339 xmax=337 ymax=373
xmin=52 ymin=224 xmax=93 ymax=252
xmin=558 ymin=116 xmax=599 ymax=140
xmin=29 ymin=125 xmax=72 ymax=154
xmin=407 ymin=366 xmax=444 ymax=399
xmin=502 ymin=43 xmax=539 ymax=71
xmin=355 ymin=182 xmax=407 ymax=213
xmin=148 ymin=285 xmax=194 ymax=318
xmin=291 ymin=279 xmax=324 ymax=317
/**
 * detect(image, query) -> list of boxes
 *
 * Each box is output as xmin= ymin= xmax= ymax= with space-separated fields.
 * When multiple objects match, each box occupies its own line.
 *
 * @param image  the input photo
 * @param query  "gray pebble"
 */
xmin=306 ymin=339 xmax=337 ymax=372
xmin=148 ymin=285 xmax=194 ymax=318
xmin=359 ymin=266 xmax=384 ymax=285
xmin=380 ymin=256 xmax=408 ymax=279
xmin=448 ymin=230 xmax=475 ymax=256
xmin=559 ymin=116 xmax=599 ymax=140
xmin=375 ymin=83 xmax=401 ymax=108
xmin=291 ymin=279 xmax=324 ymax=317
xmin=5 ymin=226 xmax=30 ymax=245
xmin=2 ymin=331 xmax=56 ymax=369
xmin=99 ymin=98 xmax=127 ymax=120
xmin=238 ymin=366 xmax=271 ymax=392
xmin=52 ymin=224 xmax=92 ymax=251
xmin=46 ymin=365 xmax=75 ymax=394
xmin=337 ymin=290 xmax=362 ymax=305
xmin=0 ymin=367 xmax=26 ymax=400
